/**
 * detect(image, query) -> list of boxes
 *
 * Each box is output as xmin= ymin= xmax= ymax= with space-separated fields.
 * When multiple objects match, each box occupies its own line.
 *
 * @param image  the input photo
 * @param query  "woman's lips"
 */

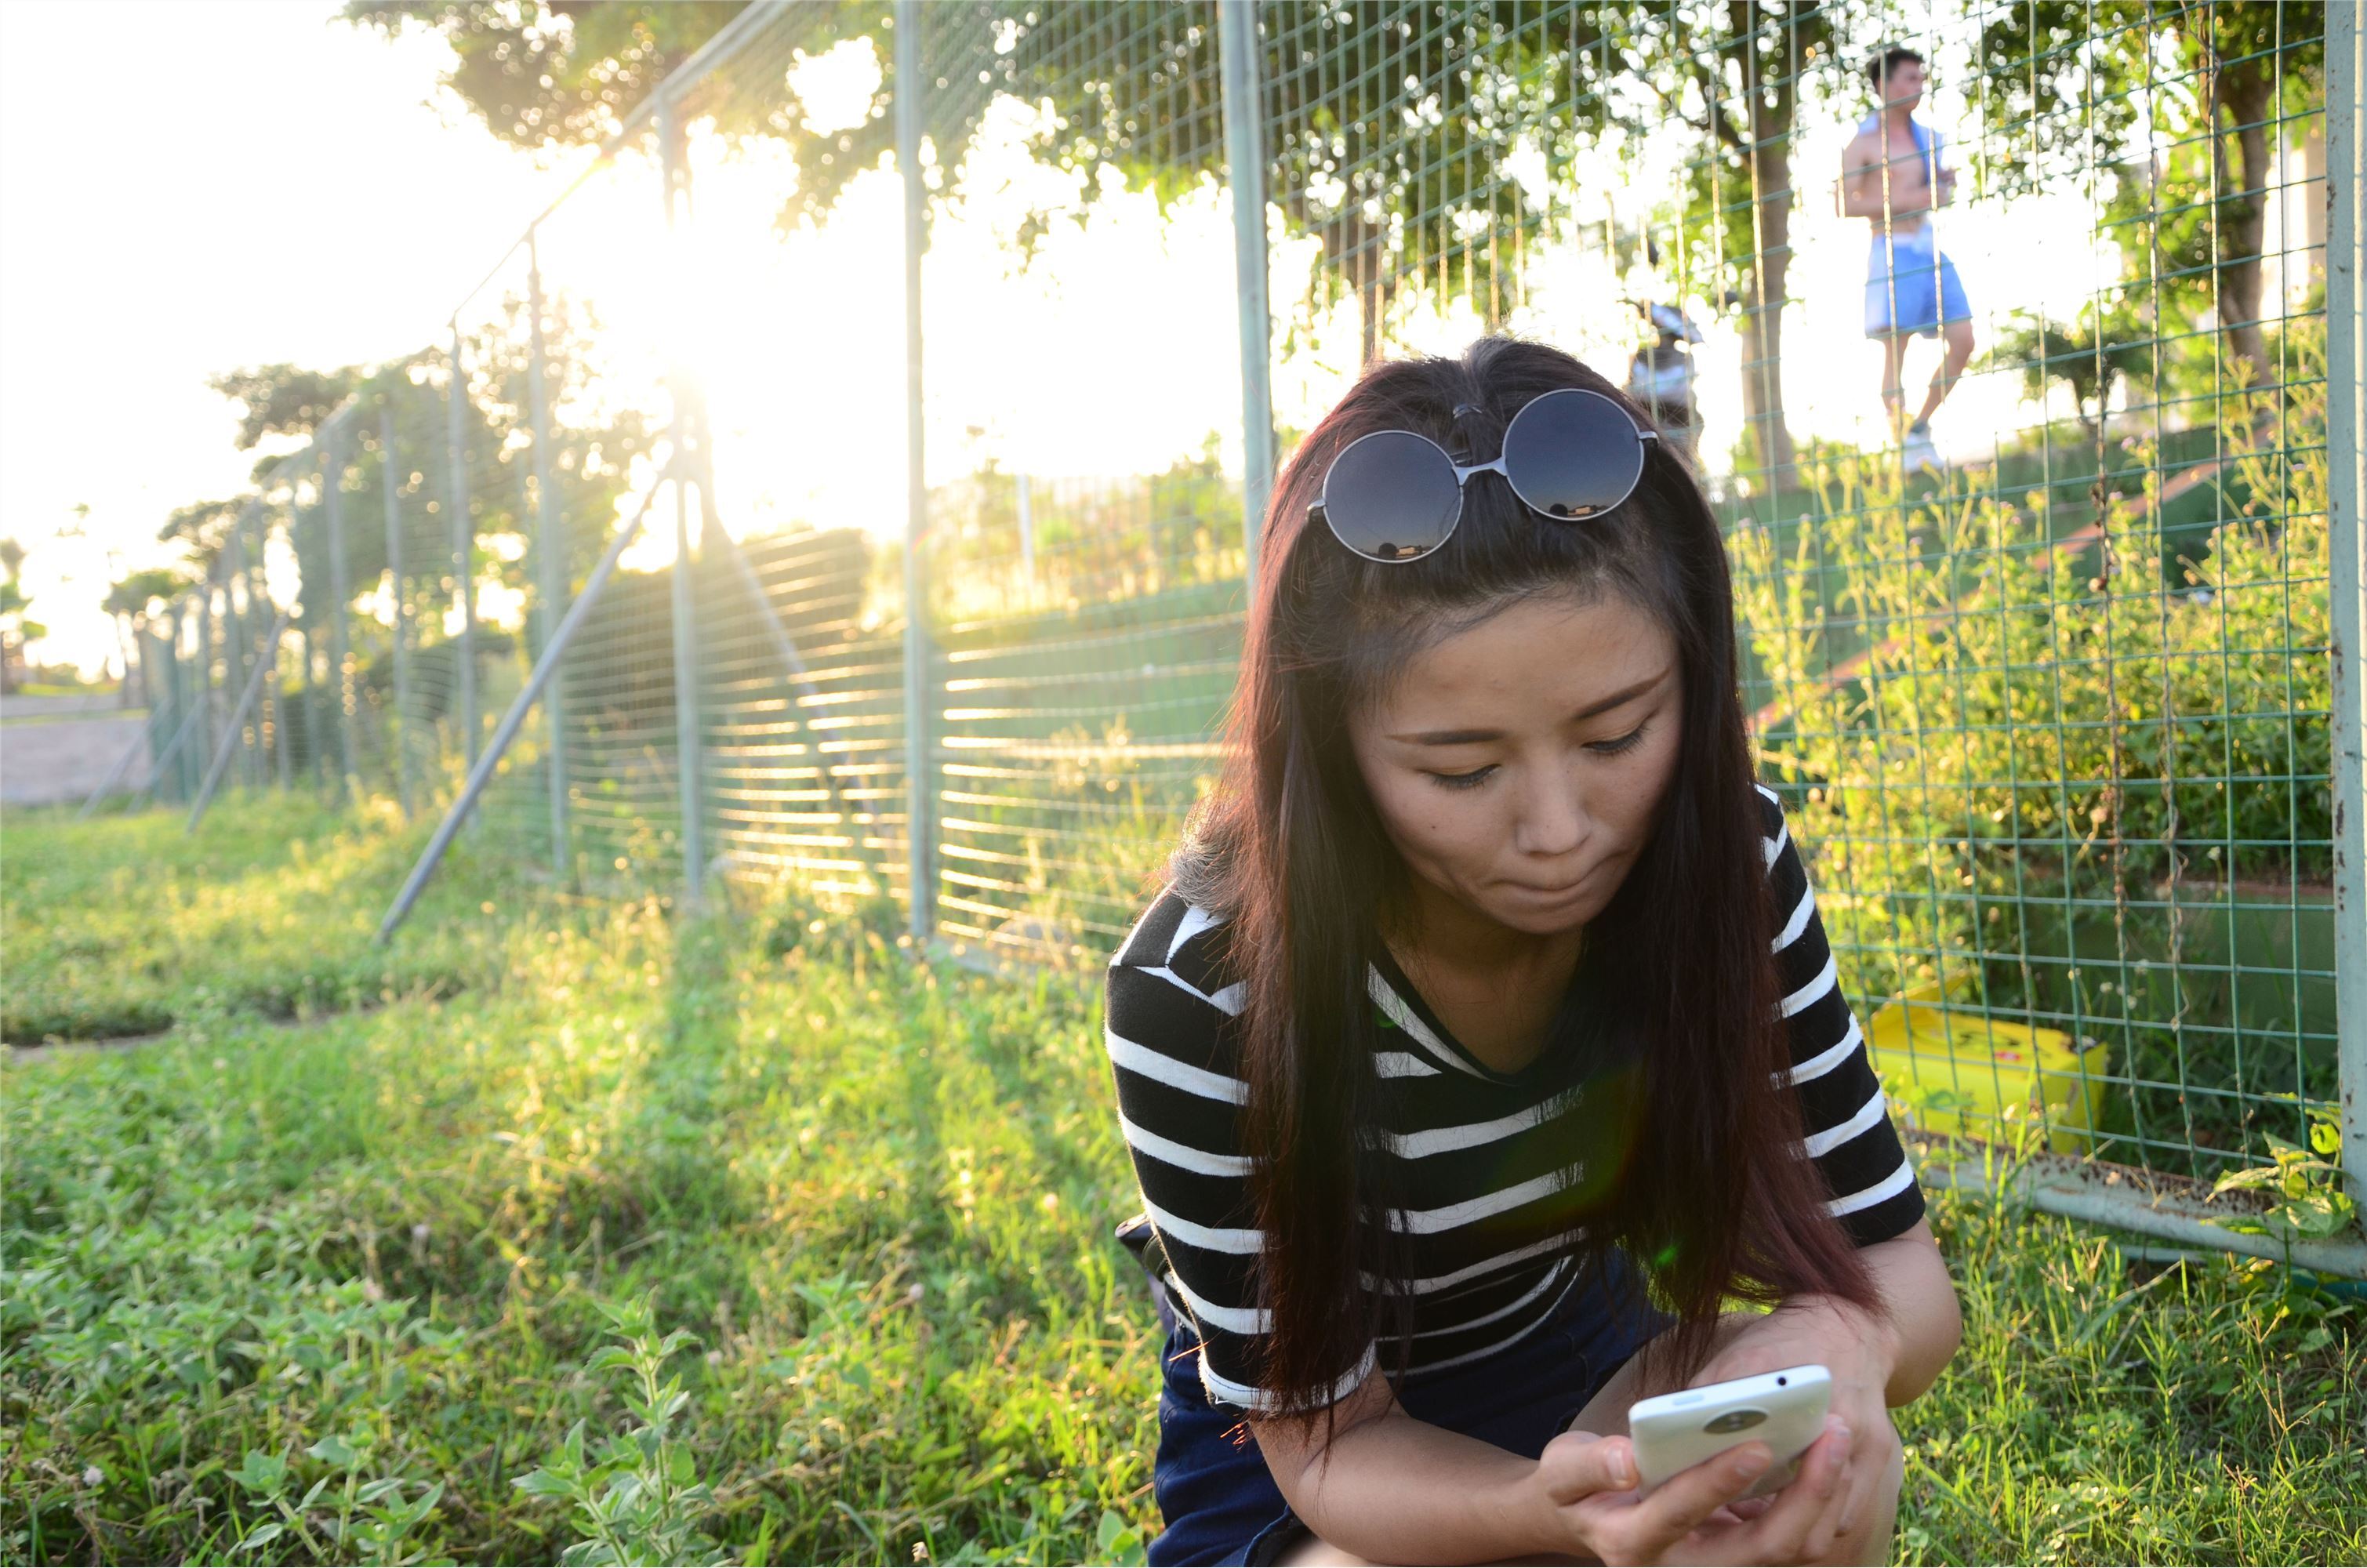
xmin=1505 ymin=877 xmax=1587 ymax=899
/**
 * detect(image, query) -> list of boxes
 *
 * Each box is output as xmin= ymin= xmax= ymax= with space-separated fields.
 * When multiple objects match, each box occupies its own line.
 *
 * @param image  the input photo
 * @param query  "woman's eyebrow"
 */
xmin=1388 ymin=670 xmax=1670 ymax=745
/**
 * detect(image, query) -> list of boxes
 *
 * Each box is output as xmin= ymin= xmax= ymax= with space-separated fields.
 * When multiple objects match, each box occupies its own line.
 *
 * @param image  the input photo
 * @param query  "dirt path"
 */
xmin=2 ymin=693 xmax=150 ymax=807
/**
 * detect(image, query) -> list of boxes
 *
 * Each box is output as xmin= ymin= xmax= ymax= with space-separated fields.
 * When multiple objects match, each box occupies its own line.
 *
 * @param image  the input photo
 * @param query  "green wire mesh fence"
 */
xmin=108 ymin=0 xmax=2362 ymax=1266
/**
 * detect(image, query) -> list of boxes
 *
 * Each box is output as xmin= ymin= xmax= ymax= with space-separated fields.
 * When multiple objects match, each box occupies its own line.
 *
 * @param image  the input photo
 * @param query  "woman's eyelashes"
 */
xmin=1421 ymin=724 xmax=1652 ymax=789
xmin=1587 ymin=720 xmax=1652 ymax=757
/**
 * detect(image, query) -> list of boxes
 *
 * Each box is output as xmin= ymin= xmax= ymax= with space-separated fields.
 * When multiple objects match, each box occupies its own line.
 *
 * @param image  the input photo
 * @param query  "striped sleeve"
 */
xmin=1756 ymin=787 xmax=1927 ymax=1245
xmin=1104 ymin=889 xmax=1374 ymax=1414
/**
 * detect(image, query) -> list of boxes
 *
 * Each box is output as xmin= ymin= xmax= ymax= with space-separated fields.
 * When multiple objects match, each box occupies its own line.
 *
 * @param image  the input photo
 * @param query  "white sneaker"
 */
xmin=1903 ymin=423 xmax=1944 ymax=474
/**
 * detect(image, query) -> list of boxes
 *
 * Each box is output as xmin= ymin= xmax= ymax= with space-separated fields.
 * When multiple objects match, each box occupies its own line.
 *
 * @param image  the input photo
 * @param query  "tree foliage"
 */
xmin=209 ymin=363 xmax=369 ymax=452
xmin=102 ymin=568 xmax=194 ymax=622
xmin=157 ymin=497 xmax=254 ymax=568
xmin=343 ymin=2 xmax=754 ymax=150
xmin=1977 ymin=1 xmax=2323 ymax=387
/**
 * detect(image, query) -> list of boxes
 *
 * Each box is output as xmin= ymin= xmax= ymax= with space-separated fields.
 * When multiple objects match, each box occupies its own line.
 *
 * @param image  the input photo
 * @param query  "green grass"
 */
xmin=3 ymin=804 xmax=2362 ymax=1565
xmin=0 ymin=794 xmax=514 ymax=1043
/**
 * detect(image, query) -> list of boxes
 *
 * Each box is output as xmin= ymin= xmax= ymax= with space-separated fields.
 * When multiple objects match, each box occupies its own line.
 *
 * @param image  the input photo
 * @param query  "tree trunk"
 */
xmin=2209 ymin=49 xmax=2273 ymax=385
xmin=1732 ymin=7 xmax=1799 ymax=485
xmin=1318 ymin=209 xmax=1393 ymax=366
xmin=1739 ymin=72 xmax=1797 ymax=479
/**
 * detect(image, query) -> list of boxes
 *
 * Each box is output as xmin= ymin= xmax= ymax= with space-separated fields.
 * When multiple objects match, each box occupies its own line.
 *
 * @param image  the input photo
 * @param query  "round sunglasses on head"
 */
xmin=1309 ymin=387 xmax=1661 ymax=564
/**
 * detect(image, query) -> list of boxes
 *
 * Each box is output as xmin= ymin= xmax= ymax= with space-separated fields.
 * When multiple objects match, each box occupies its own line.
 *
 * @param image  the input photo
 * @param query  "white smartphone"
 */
xmin=1626 ymin=1363 xmax=1832 ymax=1498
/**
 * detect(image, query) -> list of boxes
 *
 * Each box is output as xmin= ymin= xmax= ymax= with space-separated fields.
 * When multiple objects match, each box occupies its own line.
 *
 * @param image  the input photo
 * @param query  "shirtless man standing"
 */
xmin=1842 ymin=46 xmax=1973 ymax=473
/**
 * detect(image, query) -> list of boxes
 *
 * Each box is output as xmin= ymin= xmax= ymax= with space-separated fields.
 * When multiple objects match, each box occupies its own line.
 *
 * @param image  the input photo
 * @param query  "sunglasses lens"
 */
xmin=1321 ymin=431 xmax=1462 ymax=561
xmin=1501 ymin=388 xmax=1647 ymax=520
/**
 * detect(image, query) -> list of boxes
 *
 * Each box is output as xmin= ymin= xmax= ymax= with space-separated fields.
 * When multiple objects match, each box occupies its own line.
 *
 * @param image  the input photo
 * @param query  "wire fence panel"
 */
xmin=910 ymin=1 xmax=1254 ymax=965
xmin=694 ymin=527 xmax=911 ymax=905
xmin=118 ymin=0 xmax=2357 ymax=1256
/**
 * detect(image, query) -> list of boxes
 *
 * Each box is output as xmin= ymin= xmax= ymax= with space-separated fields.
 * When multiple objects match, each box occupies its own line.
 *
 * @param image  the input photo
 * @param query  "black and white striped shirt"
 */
xmin=1103 ymin=786 xmax=1924 ymax=1415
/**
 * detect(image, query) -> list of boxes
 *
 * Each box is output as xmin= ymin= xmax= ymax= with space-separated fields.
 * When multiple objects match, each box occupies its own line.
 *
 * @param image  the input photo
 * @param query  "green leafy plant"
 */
xmin=2209 ymin=1115 xmax=2356 ymax=1243
xmin=1095 ymin=1507 xmax=1149 ymax=1566
xmin=232 ymin=1434 xmax=449 ymax=1565
xmin=512 ymin=1295 xmax=725 ymax=1567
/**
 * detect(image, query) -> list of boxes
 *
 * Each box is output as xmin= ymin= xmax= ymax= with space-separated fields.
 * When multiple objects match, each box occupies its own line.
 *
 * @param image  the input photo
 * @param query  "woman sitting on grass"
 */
xmin=1104 ymin=337 xmax=1962 ymax=1566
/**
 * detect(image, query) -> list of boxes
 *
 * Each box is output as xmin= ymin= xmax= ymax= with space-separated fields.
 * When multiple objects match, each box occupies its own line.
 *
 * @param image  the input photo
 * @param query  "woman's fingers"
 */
xmin=1830 ymin=1414 xmax=1903 ymax=1556
xmin=1737 ymin=1423 xmax=1851 ymax=1564
xmin=1608 ymin=1440 xmax=1772 ymax=1558
xmin=1800 ymin=1425 xmax=1858 ymax=1559
xmin=1536 ymin=1431 xmax=1641 ymax=1506
xmin=1833 ymin=1437 xmax=1879 ymax=1543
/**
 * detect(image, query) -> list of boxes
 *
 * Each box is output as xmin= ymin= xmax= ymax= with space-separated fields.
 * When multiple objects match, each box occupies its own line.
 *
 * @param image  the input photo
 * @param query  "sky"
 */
xmin=1 ymin=3 xmax=2322 ymax=677
xmin=0 ymin=1 xmax=567 ymax=673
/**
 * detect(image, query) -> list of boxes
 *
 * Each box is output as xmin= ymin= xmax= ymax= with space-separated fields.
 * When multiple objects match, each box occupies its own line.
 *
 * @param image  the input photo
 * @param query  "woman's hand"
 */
xmin=1686 ymin=1299 xmax=1901 ymax=1559
xmin=1524 ymin=1421 xmax=1856 ymax=1564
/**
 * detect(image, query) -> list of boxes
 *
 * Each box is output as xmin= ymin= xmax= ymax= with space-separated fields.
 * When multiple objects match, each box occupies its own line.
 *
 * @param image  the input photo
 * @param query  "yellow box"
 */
xmin=1864 ymin=982 xmax=2110 ymax=1156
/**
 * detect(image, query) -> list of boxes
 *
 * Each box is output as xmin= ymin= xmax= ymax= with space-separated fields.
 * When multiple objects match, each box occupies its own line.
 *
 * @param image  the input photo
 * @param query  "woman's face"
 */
xmin=1347 ymin=592 xmax=1685 ymax=939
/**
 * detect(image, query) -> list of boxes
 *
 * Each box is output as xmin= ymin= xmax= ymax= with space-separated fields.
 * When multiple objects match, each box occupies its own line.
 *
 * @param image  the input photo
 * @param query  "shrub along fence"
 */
xmin=103 ymin=2 xmax=2363 ymax=1272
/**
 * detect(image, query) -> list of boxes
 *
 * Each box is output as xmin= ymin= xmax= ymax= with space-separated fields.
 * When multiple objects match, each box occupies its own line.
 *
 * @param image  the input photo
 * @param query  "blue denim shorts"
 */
xmin=1145 ymin=1254 xmax=1673 ymax=1566
xmin=1864 ymin=227 xmax=1971 ymax=339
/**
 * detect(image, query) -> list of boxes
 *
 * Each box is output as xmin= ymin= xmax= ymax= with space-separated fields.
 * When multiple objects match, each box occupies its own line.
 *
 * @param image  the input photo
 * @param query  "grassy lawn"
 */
xmin=3 ymin=800 xmax=2362 ymax=1565
xmin=2 ymin=796 xmax=517 ymax=1044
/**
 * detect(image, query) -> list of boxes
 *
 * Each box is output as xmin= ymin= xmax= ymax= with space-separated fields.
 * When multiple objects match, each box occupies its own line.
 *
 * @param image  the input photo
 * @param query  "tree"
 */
xmin=103 ymin=568 xmax=194 ymax=707
xmin=346 ymin=3 xmax=1618 ymax=371
xmin=0 ymin=538 xmax=43 ymax=695
xmin=209 ymin=362 xmax=370 ymax=452
xmin=2173 ymin=0 xmax=2321 ymax=384
xmin=1997 ymin=302 xmax=2158 ymax=442
xmin=1978 ymin=1 xmax=2323 ymax=391
xmin=344 ymin=2 xmax=754 ymax=151
xmin=1646 ymin=1 xmax=1856 ymax=479
xmin=158 ymin=497 xmax=253 ymax=569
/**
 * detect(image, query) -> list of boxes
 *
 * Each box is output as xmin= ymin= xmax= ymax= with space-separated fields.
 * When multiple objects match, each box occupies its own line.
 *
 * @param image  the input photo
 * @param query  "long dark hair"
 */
xmin=1167 ymin=336 xmax=1879 ymax=1425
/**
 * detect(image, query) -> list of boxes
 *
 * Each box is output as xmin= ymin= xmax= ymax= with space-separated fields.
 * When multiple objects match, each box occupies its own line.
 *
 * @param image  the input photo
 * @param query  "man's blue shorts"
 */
xmin=1144 ymin=1252 xmax=1674 ymax=1565
xmin=1864 ymin=224 xmax=1971 ymax=339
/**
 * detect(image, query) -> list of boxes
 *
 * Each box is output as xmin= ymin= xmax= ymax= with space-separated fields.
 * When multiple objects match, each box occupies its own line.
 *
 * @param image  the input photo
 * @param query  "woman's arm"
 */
xmin=1250 ymin=1377 xmax=1563 ymax=1563
xmin=1683 ymin=1219 xmax=1959 ymax=1559
xmin=1795 ymin=1218 xmax=1960 ymax=1406
xmin=1251 ymin=1374 xmax=1850 ymax=1566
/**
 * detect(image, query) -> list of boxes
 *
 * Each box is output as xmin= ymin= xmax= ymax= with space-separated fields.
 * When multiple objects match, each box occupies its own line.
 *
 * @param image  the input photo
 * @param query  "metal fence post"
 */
xmin=895 ymin=0 xmax=933 ymax=945
xmin=448 ymin=321 xmax=478 ymax=768
xmin=194 ymin=569 xmax=217 ymax=785
xmin=154 ymin=621 xmax=181 ymax=799
xmin=376 ymin=463 xmax=679 ymax=943
xmin=2325 ymin=0 xmax=2365 ymax=1217
xmin=239 ymin=508 xmax=266 ymax=789
xmin=526 ymin=230 xmax=573 ymax=879
xmin=1017 ymin=470 xmax=1034 ymax=579
xmin=223 ymin=531 xmax=248 ymax=793
xmin=325 ymin=434 xmax=358 ymax=797
xmin=1218 ymin=0 xmax=1276 ymax=584
xmin=660 ymin=96 xmax=704 ymax=908
xmin=382 ymin=401 xmax=414 ymax=818
xmin=149 ymin=614 xmax=181 ymax=802
xmin=301 ymin=618 xmax=322 ymax=790
xmin=176 ymin=595 xmax=201 ymax=800
xmin=188 ymin=608 xmax=292 ymax=833
xmin=272 ymin=572 xmax=291 ymax=794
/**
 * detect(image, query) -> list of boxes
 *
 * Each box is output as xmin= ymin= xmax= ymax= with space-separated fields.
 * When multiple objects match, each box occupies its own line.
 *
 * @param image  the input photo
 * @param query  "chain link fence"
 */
xmin=99 ymin=0 xmax=2362 ymax=1269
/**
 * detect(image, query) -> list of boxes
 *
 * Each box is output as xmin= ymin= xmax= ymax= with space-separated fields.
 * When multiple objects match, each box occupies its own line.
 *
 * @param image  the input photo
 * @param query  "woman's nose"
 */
xmin=1512 ymin=767 xmax=1588 ymax=858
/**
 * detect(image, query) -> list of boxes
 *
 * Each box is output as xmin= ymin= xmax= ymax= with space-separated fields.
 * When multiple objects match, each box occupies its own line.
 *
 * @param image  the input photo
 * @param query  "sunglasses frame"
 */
xmin=1308 ymin=387 xmax=1661 ymax=564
